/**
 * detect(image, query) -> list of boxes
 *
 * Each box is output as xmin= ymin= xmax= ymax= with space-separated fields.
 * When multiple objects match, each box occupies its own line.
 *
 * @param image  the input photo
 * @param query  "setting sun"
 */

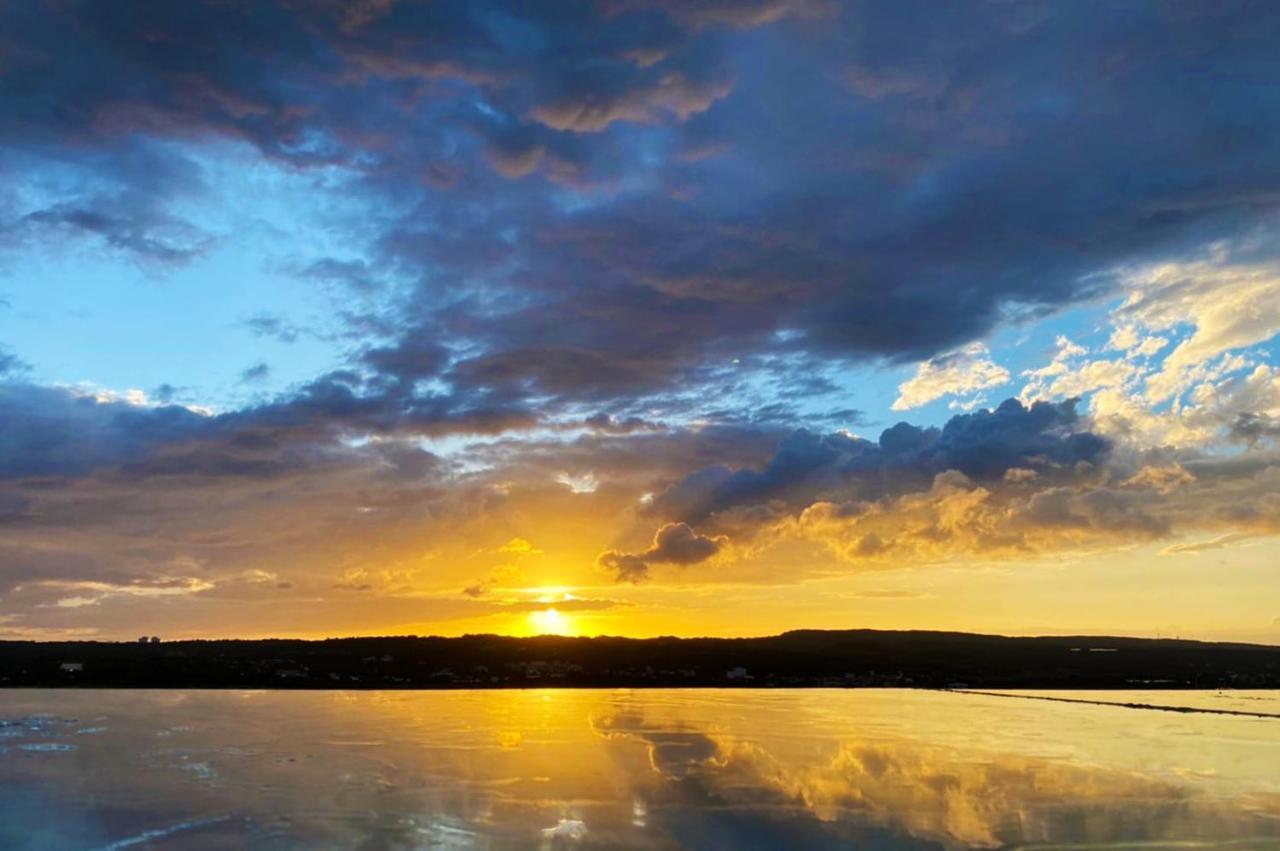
xmin=529 ymin=607 xmax=574 ymax=636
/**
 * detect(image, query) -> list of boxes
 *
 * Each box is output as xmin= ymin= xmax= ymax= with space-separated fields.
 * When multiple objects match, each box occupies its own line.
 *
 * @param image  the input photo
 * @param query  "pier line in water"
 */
xmin=937 ymin=689 xmax=1280 ymax=719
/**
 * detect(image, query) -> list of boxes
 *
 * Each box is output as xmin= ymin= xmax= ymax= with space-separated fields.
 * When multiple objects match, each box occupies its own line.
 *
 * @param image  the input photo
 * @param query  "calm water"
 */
xmin=0 ymin=689 xmax=1277 ymax=850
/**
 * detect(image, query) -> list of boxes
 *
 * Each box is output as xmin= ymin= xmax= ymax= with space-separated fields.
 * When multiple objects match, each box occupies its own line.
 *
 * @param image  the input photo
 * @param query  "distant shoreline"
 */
xmin=0 ymin=684 xmax=1278 ymax=697
xmin=2 ymin=629 xmax=1277 ymax=691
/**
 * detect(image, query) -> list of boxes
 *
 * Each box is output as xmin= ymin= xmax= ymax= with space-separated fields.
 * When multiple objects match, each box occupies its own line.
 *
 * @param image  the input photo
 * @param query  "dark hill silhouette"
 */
xmin=1 ymin=629 xmax=1276 ymax=689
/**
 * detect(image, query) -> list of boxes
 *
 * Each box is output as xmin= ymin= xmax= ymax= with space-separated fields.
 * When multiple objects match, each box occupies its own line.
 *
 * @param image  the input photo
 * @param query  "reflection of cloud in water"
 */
xmin=591 ymin=696 xmax=1280 ymax=850
xmin=541 ymin=817 xmax=588 ymax=841
xmin=716 ymin=742 xmax=1213 ymax=844
xmin=593 ymin=710 xmax=722 ymax=779
xmin=94 ymin=815 xmax=234 ymax=850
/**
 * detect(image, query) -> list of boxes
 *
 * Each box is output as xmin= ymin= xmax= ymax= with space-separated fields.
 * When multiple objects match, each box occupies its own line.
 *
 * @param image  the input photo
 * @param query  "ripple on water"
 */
xmin=17 ymin=743 xmax=77 ymax=753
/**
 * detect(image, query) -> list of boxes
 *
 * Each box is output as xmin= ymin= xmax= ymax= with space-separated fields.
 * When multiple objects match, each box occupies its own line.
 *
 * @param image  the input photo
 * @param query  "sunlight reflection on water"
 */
xmin=0 ymin=688 xmax=1277 ymax=850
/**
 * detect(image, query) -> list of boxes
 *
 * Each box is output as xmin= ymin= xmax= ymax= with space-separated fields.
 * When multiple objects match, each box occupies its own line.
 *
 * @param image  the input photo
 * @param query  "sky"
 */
xmin=1 ymin=0 xmax=1279 ymax=642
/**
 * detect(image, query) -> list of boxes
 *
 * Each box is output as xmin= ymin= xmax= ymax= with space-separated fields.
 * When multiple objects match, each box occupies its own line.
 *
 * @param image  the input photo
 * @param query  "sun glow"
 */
xmin=525 ymin=586 xmax=574 ymax=602
xmin=529 ymin=607 xmax=574 ymax=636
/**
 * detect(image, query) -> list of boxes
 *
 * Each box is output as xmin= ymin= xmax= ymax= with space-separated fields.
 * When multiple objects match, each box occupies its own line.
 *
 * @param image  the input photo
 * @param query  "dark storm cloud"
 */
xmin=363 ymin=0 xmax=1280 ymax=411
xmin=3 ymin=1 xmax=1280 ymax=420
xmin=652 ymin=399 xmax=1108 ymax=524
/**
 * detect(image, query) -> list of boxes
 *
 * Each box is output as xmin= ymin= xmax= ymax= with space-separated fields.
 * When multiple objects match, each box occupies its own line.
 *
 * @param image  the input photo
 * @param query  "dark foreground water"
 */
xmin=0 ymin=689 xmax=1277 ymax=850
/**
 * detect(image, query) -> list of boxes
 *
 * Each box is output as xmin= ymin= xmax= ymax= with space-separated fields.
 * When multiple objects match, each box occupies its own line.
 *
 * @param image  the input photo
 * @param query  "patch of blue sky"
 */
xmin=0 ymin=239 xmax=335 ymax=410
xmin=1255 ymin=334 xmax=1280 ymax=365
xmin=997 ymin=302 xmax=1114 ymax=377
xmin=0 ymin=140 xmax=392 ymax=410
xmin=865 ymin=297 xmax=1124 ymax=427
xmin=789 ymin=361 xmax=904 ymax=433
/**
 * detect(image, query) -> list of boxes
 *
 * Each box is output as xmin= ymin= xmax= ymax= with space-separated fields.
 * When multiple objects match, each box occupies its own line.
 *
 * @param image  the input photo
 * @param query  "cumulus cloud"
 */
xmin=1020 ymin=337 xmax=1138 ymax=403
xmin=613 ymin=392 xmax=1280 ymax=573
xmin=1009 ymin=243 xmax=1280 ymax=451
xmin=893 ymin=344 xmax=1010 ymax=411
xmin=652 ymin=398 xmax=1107 ymax=527
xmin=785 ymin=463 xmax=1223 ymax=568
xmin=598 ymin=522 xmax=726 ymax=582
xmin=1118 ymin=251 xmax=1280 ymax=404
xmin=576 ymin=397 xmax=1253 ymax=577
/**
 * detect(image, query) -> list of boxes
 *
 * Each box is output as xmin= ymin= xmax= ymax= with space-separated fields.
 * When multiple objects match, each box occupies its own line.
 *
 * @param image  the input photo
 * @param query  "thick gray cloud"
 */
xmin=0 ymin=372 xmax=534 ymax=486
xmin=0 ymin=384 xmax=213 ymax=478
xmin=1231 ymin=412 xmax=1280 ymax=446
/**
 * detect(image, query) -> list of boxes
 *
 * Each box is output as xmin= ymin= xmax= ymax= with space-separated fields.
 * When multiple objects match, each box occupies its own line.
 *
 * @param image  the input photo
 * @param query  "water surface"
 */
xmin=0 ymin=688 xmax=1277 ymax=849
